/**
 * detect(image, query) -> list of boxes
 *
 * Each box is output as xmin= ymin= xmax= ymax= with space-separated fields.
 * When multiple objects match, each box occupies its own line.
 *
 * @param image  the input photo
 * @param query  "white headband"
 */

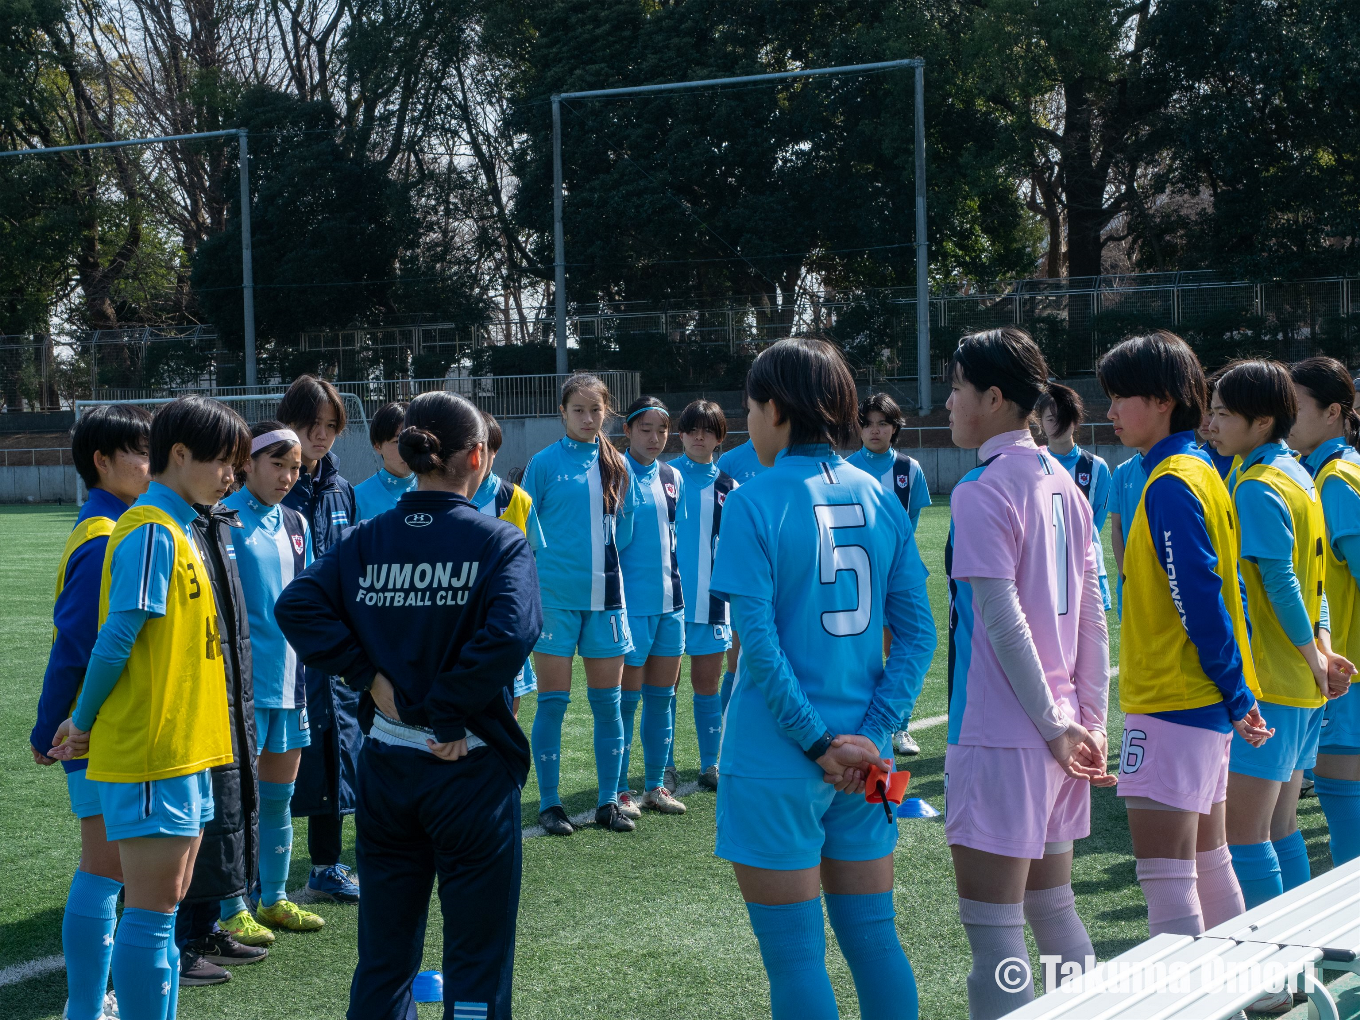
xmin=251 ymin=428 xmax=300 ymax=455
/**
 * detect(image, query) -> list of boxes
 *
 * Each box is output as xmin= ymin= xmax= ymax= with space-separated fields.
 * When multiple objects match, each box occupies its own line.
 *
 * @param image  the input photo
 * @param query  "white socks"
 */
xmin=1024 ymin=884 xmax=1094 ymax=987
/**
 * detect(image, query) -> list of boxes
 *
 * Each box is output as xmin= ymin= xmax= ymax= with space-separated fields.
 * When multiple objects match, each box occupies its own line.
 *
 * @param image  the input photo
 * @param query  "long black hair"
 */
xmin=950 ymin=327 xmax=1049 ymax=414
xmin=398 ymin=391 xmax=487 ymax=476
xmin=560 ymin=372 xmax=628 ymax=514
xmin=1291 ymin=356 xmax=1360 ymax=450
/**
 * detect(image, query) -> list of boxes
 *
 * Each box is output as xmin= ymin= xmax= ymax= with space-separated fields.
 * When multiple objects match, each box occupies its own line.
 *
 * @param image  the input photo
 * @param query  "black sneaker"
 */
xmin=192 ymin=929 xmax=269 ymax=965
xmin=595 ymin=802 xmax=636 ymax=832
xmin=699 ymin=764 xmax=719 ymax=790
xmin=538 ymin=805 xmax=575 ymax=836
xmin=179 ymin=947 xmax=232 ymax=986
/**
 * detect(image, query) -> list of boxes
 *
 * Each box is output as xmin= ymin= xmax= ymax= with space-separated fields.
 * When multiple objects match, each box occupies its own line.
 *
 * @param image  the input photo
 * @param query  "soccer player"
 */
xmin=1108 ymin=450 xmax=1146 ymax=617
xmin=521 ymin=373 xmax=639 ymax=836
xmin=32 ymin=404 xmax=150 ymax=1020
xmin=354 ymin=401 xmax=415 ymax=520
xmin=711 ymin=337 xmax=936 ymax=1020
xmin=618 ymin=396 xmax=688 ymax=815
xmin=673 ymin=399 xmax=737 ymax=791
xmin=277 ymin=375 xmax=362 ymax=902
xmin=220 ymin=421 xmax=327 ymax=940
xmin=471 ymin=410 xmax=545 ymax=717
xmin=847 ymin=392 xmax=932 ymax=757
xmin=1203 ymin=360 xmax=1352 ymax=903
xmin=49 ymin=395 xmax=248 ymax=1020
xmin=944 ymin=328 xmax=1112 ymax=1019
xmin=1036 ymin=383 xmax=1113 ymax=611
xmin=1290 ymin=357 xmax=1360 ymax=864
xmin=716 ymin=411 xmax=764 ymax=707
xmin=276 ymin=391 xmax=540 ymax=1020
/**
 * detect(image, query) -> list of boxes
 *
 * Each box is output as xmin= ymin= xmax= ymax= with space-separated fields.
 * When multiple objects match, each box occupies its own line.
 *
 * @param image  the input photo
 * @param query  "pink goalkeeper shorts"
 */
xmin=944 ymin=743 xmax=1092 ymax=859
xmin=1116 ymin=713 xmax=1231 ymax=814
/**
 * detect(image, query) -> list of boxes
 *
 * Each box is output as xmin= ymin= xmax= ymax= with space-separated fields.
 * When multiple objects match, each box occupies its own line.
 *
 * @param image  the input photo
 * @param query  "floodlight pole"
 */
xmin=0 ymin=128 xmax=258 ymax=386
xmin=550 ymin=57 xmax=929 ymax=409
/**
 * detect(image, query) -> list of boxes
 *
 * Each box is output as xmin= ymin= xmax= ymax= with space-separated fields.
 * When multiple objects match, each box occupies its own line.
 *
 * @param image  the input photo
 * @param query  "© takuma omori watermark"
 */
xmin=993 ymin=954 xmax=1325 ymax=997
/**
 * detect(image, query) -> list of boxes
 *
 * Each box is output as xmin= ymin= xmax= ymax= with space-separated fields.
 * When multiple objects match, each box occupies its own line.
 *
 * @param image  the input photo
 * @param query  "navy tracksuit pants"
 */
xmin=349 ymin=739 xmax=522 ymax=1020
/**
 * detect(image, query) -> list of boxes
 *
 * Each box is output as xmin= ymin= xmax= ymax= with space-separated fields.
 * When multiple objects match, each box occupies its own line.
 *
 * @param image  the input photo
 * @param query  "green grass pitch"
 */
xmin=0 ymin=502 xmax=1341 ymax=1019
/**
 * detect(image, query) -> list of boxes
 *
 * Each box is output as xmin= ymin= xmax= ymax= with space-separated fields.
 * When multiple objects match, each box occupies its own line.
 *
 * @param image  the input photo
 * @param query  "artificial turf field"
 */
xmin=1 ymin=501 xmax=1349 ymax=1020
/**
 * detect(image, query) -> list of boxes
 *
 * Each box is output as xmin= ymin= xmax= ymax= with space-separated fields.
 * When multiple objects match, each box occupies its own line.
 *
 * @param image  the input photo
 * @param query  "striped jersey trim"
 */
xmin=819 ymin=462 xmax=838 ymax=485
xmin=452 ymin=1004 xmax=488 ymax=1019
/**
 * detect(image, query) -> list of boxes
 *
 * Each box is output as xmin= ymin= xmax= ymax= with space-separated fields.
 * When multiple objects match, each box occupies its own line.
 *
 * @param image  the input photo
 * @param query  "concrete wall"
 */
xmin=333 ymin=416 xmax=567 ymax=486
xmin=0 ymin=464 xmax=79 ymax=503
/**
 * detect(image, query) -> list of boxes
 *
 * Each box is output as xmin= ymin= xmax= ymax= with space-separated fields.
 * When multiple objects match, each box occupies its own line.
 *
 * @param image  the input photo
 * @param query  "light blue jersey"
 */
xmin=1050 ymin=445 xmax=1112 ymax=593
xmin=106 ymin=481 xmax=199 ymax=614
xmin=522 ymin=435 xmax=638 ymax=611
xmin=673 ymin=455 xmax=738 ymax=626
xmin=1112 ymin=452 xmax=1147 ymax=543
xmin=353 ymin=468 xmax=417 ymax=521
xmin=472 ymin=470 xmax=546 ymax=549
xmin=222 ymin=488 xmax=312 ymax=709
xmin=620 ymin=452 xmax=685 ymax=615
xmin=716 ymin=440 xmax=767 ymax=484
xmin=711 ymin=445 xmax=931 ymax=780
xmin=844 ymin=447 xmax=931 ymax=532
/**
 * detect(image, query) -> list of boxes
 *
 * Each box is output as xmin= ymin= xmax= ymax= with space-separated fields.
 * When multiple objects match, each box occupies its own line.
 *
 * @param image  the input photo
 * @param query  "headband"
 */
xmin=251 ymin=428 xmax=300 ymax=455
xmin=626 ymin=405 xmax=669 ymax=424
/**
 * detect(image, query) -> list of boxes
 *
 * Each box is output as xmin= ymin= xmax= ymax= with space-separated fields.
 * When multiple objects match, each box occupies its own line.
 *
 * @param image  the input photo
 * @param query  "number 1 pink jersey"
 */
xmin=946 ymin=430 xmax=1097 ymax=748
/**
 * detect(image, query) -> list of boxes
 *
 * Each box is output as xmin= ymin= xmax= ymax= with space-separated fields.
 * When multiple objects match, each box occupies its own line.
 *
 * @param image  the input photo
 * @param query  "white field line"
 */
xmin=0 ymin=953 xmax=64 ymax=987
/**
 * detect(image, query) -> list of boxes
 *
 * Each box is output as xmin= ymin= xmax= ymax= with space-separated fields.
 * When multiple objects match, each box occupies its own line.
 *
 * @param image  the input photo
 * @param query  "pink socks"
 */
xmin=1195 ymin=845 xmax=1245 ymax=930
xmin=1136 ymin=857 xmax=1203 ymax=936
xmin=1023 ymin=884 xmax=1095 ymax=985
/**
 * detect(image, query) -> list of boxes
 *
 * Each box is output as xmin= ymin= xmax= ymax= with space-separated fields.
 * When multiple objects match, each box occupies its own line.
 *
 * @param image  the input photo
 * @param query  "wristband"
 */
xmin=804 ymin=731 xmax=836 ymax=762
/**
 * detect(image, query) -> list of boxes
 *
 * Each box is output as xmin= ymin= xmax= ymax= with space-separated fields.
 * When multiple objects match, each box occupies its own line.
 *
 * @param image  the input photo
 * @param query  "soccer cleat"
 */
xmin=220 ymin=909 xmax=276 ymax=947
xmin=307 ymin=863 xmax=360 ymax=903
xmin=1300 ymin=775 xmax=1315 ymax=798
xmin=595 ymin=802 xmax=636 ymax=832
xmin=538 ymin=805 xmax=575 ymax=836
xmin=893 ymin=730 xmax=920 ymax=756
xmin=190 ymin=930 xmax=268 ymax=965
xmin=699 ymin=764 xmax=719 ymax=790
xmin=179 ymin=947 xmax=232 ymax=986
xmin=641 ymin=786 xmax=687 ymax=814
xmin=663 ymin=765 xmax=679 ymax=794
xmin=615 ymin=791 xmax=642 ymax=819
xmin=1244 ymin=990 xmax=1293 ymax=1014
xmin=257 ymin=898 xmax=326 ymax=932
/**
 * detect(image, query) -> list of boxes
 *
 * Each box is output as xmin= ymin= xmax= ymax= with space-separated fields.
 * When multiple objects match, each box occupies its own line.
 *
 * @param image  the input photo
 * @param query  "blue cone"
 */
xmin=897 ymin=798 xmax=941 ymax=819
xmin=413 ymin=970 xmax=444 ymax=1003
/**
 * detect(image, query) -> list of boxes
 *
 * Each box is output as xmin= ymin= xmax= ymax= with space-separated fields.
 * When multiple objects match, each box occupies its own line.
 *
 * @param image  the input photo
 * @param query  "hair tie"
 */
xmin=251 ymin=428 xmax=300 ymax=454
xmin=627 ymin=406 xmax=668 ymax=423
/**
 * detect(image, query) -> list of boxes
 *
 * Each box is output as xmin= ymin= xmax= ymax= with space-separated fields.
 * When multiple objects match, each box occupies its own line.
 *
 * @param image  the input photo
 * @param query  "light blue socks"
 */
xmin=826 ymin=891 xmax=919 ymax=1020
xmin=746 ymin=898 xmax=839 ymax=1020
xmin=720 ymin=670 xmax=736 ymax=712
xmin=1315 ymin=776 xmax=1360 ymax=865
xmin=62 ymin=870 xmax=121 ymax=1020
xmin=641 ymin=685 xmax=676 ymax=791
xmin=532 ymin=691 xmax=570 ymax=811
xmin=694 ymin=692 xmax=724 ymax=771
xmin=667 ymin=692 xmax=678 ymax=769
xmin=220 ymin=896 xmax=247 ymax=921
xmin=258 ymin=780 xmax=295 ymax=906
xmin=111 ymin=906 xmax=177 ymax=1020
xmin=618 ymin=689 xmax=641 ymax=793
xmin=1230 ymin=841 xmax=1283 ymax=908
xmin=1272 ymin=829 xmax=1310 ymax=891
xmin=586 ymin=686 xmax=624 ymax=808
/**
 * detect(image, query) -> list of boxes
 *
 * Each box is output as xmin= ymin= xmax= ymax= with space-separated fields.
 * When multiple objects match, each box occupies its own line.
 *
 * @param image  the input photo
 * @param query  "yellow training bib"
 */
xmin=86 ymin=505 xmax=233 ymax=782
xmin=1315 ymin=457 xmax=1360 ymax=665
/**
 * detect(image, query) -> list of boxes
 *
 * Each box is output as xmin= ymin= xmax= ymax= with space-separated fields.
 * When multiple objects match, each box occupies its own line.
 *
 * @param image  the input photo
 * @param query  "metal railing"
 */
xmin=0 ymin=447 xmax=73 ymax=466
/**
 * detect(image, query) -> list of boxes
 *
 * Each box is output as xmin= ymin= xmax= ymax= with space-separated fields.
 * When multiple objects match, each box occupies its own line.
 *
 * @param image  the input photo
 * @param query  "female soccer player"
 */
xmin=1108 ymin=450 xmax=1146 ymax=617
xmin=711 ymin=337 xmax=937 ymax=1020
xmin=618 ymin=396 xmax=688 ymax=815
xmin=221 ymin=421 xmax=326 ymax=939
xmin=716 ymin=412 xmax=765 ymax=707
xmin=33 ymin=404 xmax=150 ymax=1020
xmin=1036 ymin=383 xmax=1113 ymax=611
xmin=276 ymin=391 xmax=540 ymax=1020
xmin=1100 ymin=333 xmax=1269 ymax=953
xmin=1291 ymin=357 xmax=1360 ymax=864
xmin=354 ymin=401 xmax=415 ymax=520
xmin=673 ymin=399 xmax=738 ymax=791
xmin=521 ymin=373 xmax=639 ymax=835
xmin=944 ymin=328 xmax=1112 ymax=1020
xmin=847 ymin=392 xmax=932 ymax=756
xmin=1204 ymin=360 xmax=1352 ymax=903
xmin=278 ymin=375 xmax=362 ymax=902
xmin=50 ymin=395 xmax=248 ymax=1020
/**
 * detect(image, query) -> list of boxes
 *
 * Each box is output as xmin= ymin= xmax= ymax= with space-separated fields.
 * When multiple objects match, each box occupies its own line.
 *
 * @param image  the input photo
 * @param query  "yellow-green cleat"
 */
xmin=257 ymin=898 xmax=326 ymax=932
xmin=220 ymin=909 xmax=276 ymax=947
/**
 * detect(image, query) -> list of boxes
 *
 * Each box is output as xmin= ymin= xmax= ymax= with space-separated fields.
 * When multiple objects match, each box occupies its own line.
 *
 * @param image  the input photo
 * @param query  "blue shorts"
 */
xmin=715 ymin=774 xmax=899 ymax=871
xmin=96 ymin=769 xmax=215 ymax=840
xmin=685 ymin=621 xmax=733 ymax=657
xmin=1230 ymin=703 xmax=1325 ymax=782
xmin=67 ymin=768 xmax=103 ymax=819
xmin=255 ymin=706 xmax=312 ymax=754
xmin=536 ymin=607 xmax=633 ymax=659
xmin=513 ymin=657 xmax=537 ymax=699
xmin=624 ymin=609 xmax=686 ymax=666
xmin=1321 ymin=686 xmax=1360 ymax=754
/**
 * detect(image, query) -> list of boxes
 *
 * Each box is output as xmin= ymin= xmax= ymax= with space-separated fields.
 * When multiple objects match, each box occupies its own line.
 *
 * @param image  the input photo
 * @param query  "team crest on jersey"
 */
xmin=404 ymin=513 xmax=433 ymax=528
xmin=1078 ymin=472 xmax=1090 ymax=486
xmin=896 ymin=474 xmax=909 ymax=488
xmin=292 ymin=533 xmax=305 ymax=554
xmin=664 ymin=482 xmax=677 ymax=498
xmin=716 ymin=491 xmax=726 ymax=506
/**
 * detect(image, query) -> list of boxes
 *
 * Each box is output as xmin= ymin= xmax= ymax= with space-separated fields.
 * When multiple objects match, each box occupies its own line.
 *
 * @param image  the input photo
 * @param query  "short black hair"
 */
xmin=677 ymin=399 xmax=727 ymax=440
xmin=71 ymin=403 xmax=152 ymax=489
xmin=858 ymin=393 xmax=906 ymax=441
xmin=399 ymin=391 xmax=487 ymax=476
xmin=1097 ymin=331 xmax=1208 ymax=435
xmin=481 ymin=409 xmax=503 ymax=453
xmin=1034 ymin=383 xmax=1085 ymax=436
xmin=1214 ymin=360 xmax=1297 ymax=443
xmin=745 ymin=336 xmax=858 ymax=448
xmin=950 ymin=327 xmax=1049 ymax=413
xmin=277 ymin=374 xmax=348 ymax=433
xmin=149 ymin=395 xmax=251 ymax=475
xmin=369 ymin=401 xmax=407 ymax=447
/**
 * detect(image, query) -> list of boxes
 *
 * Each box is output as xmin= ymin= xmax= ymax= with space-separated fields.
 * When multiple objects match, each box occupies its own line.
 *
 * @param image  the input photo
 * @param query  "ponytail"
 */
xmin=1289 ymin=357 xmax=1360 ymax=451
xmin=561 ymin=373 xmax=628 ymax=514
